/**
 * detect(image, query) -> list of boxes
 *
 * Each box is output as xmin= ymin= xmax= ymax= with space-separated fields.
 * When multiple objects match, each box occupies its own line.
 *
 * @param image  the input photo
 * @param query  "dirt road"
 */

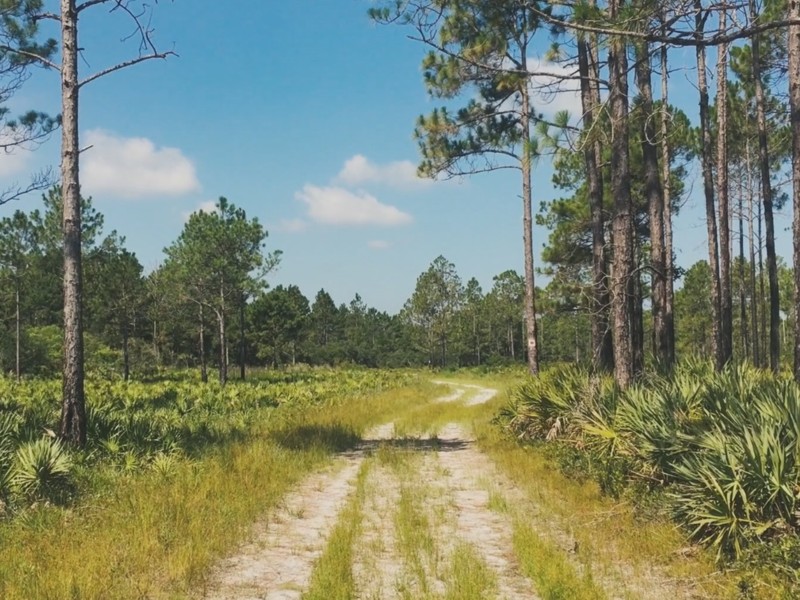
xmin=203 ymin=383 xmax=703 ymax=600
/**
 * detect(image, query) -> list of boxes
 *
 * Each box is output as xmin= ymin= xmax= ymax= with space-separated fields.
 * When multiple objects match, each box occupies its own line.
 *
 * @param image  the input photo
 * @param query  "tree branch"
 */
xmin=530 ymin=6 xmax=800 ymax=48
xmin=0 ymin=168 xmax=56 ymax=206
xmin=0 ymin=45 xmax=60 ymax=71
xmin=77 ymin=0 xmax=115 ymax=13
xmin=78 ymin=51 xmax=175 ymax=87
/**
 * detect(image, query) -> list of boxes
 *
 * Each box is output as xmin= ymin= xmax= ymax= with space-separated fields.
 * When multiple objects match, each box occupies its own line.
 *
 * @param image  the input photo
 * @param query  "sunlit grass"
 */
xmin=442 ymin=542 xmax=497 ymax=600
xmin=302 ymin=460 xmax=370 ymax=600
xmin=0 ymin=379 xmax=429 ymax=600
xmin=476 ymin=416 xmax=744 ymax=599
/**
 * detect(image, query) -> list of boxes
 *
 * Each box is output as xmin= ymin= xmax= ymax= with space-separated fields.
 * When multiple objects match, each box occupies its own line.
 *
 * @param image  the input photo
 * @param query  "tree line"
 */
xmin=3 ymin=185 xmax=782 ymax=384
xmin=0 ymin=188 xmax=581 ymax=377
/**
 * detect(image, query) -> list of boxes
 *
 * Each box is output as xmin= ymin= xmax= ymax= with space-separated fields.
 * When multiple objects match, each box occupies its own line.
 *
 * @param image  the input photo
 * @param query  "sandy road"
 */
xmin=203 ymin=382 xmax=698 ymax=600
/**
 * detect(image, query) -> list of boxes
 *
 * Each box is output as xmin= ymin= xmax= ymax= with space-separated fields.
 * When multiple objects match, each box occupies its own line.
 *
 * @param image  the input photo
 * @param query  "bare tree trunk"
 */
xmin=759 ymin=186 xmax=767 ymax=363
xmin=738 ymin=166 xmax=750 ymax=359
xmin=750 ymin=0 xmax=780 ymax=372
xmin=520 ymin=76 xmax=540 ymax=376
xmin=122 ymin=323 xmax=130 ymax=382
xmin=579 ymin=26 xmax=612 ymax=372
xmin=199 ymin=304 xmax=208 ymax=383
xmin=791 ymin=0 xmax=800 ymax=380
xmin=15 ymin=277 xmax=20 ymax=382
xmin=716 ymin=9 xmax=733 ymax=366
xmin=660 ymin=33 xmax=676 ymax=368
xmin=696 ymin=1 xmax=723 ymax=370
xmin=239 ymin=294 xmax=246 ymax=380
xmin=632 ymin=252 xmax=645 ymax=375
xmin=746 ymin=141 xmax=761 ymax=365
xmin=59 ymin=0 xmax=85 ymax=447
xmin=635 ymin=40 xmax=667 ymax=368
xmin=152 ymin=320 xmax=159 ymax=364
xmin=608 ymin=4 xmax=634 ymax=387
xmin=218 ymin=288 xmax=227 ymax=385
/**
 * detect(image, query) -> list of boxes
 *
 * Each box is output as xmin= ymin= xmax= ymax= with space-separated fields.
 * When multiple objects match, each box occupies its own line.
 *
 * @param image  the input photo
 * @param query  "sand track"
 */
xmin=203 ymin=381 xmax=698 ymax=600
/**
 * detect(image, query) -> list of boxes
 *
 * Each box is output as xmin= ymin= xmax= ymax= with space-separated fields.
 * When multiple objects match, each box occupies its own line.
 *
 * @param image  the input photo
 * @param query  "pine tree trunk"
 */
xmin=747 ymin=142 xmax=761 ymax=365
xmin=751 ymin=0 xmax=780 ymax=372
xmin=660 ymin=33 xmax=676 ymax=367
xmin=199 ymin=304 xmax=208 ymax=383
xmin=632 ymin=255 xmax=645 ymax=375
xmin=152 ymin=320 xmax=159 ymax=363
xmin=239 ymin=295 xmax=246 ymax=380
xmin=608 ymin=4 xmax=634 ymax=387
xmin=790 ymin=0 xmax=800 ymax=380
xmin=218 ymin=286 xmax=227 ymax=385
xmin=716 ymin=10 xmax=733 ymax=366
xmin=738 ymin=167 xmax=750 ymax=359
xmin=696 ymin=2 xmax=723 ymax=370
xmin=520 ymin=78 xmax=540 ymax=376
xmin=122 ymin=324 xmax=130 ymax=382
xmin=15 ymin=277 xmax=20 ymax=382
xmin=59 ymin=0 xmax=86 ymax=447
xmin=634 ymin=41 xmax=667 ymax=368
xmin=759 ymin=187 xmax=767 ymax=363
xmin=578 ymin=29 xmax=612 ymax=372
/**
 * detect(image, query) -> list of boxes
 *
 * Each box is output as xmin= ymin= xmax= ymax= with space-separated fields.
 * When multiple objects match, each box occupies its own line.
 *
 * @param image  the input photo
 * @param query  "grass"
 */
xmin=470 ymin=380 xmax=745 ymax=599
xmin=0 ymin=379 xmax=429 ymax=600
xmin=385 ymin=449 xmax=441 ymax=598
xmin=302 ymin=460 xmax=370 ymax=600
xmin=428 ymin=371 xmax=758 ymax=598
xmin=442 ymin=542 xmax=497 ymax=600
xmin=4 ymin=369 xmax=773 ymax=598
xmin=511 ymin=518 xmax=606 ymax=600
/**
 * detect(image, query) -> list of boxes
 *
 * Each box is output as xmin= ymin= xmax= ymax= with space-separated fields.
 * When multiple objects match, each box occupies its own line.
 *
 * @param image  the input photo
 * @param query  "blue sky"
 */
xmin=0 ymin=1 xmax=793 ymax=313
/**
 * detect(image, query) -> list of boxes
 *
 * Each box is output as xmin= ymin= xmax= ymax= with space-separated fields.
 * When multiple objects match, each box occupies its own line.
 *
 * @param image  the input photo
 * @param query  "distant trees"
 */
xmin=163 ymin=198 xmax=279 ymax=384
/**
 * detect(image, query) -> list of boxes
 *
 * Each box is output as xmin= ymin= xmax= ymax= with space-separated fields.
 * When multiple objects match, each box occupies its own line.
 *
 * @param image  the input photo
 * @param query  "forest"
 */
xmin=3 ymin=0 xmax=800 ymax=598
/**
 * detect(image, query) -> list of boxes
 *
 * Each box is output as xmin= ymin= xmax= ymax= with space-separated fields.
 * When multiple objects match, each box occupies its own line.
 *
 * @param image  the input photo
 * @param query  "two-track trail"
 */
xmin=202 ymin=382 xmax=705 ymax=600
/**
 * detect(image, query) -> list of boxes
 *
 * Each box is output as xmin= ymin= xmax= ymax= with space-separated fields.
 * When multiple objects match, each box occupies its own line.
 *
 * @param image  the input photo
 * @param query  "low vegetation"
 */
xmin=0 ymin=368 xmax=420 ymax=599
xmin=500 ymin=360 xmax=800 ymax=594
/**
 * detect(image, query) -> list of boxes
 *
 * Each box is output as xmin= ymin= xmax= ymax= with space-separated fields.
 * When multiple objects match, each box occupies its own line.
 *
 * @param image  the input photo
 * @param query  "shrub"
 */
xmin=11 ymin=438 xmax=73 ymax=502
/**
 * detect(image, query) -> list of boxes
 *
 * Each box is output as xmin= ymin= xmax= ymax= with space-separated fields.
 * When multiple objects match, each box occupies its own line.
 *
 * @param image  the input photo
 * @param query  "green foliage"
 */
xmin=501 ymin=361 xmax=800 ymax=563
xmin=0 ymin=367 xmax=415 ymax=516
xmin=10 ymin=438 xmax=72 ymax=502
xmin=402 ymin=255 xmax=464 ymax=367
xmin=249 ymin=284 xmax=310 ymax=366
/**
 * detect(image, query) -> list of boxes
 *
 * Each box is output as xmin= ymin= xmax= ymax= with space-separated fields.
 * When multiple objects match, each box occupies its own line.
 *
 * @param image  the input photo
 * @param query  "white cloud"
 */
xmin=0 ymin=129 xmax=33 ymax=177
xmin=335 ymin=154 xmax=431 ymax=189
xmin=526 ymin=57 xmax=584 ymax=120
xmin=196 ymin=200 xmax=218 ymax=213
xmin=295 ymin=184 xmax=412 ymax=227
xmin=82 ymin=129 xmax=200 ymax=198
xmin=181 ymin=200 xmax=217 ymax=222
xmin=277 ymin=218 xmax=308 ymax=233
xmin=367 ymin=240 xmax=391 ymax=250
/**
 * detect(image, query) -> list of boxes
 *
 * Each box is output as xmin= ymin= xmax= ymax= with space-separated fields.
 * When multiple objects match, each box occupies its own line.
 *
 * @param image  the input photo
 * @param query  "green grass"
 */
xmin=302 ymin=460 xmax=370 ymax=600
xmin=476 ymin=408 xmax=742 ymax=598
xmin=0 ymin=378 xmax=429 ymax=600
xmin=442 ymin=542 xmax=497 ymax=600
xmin=511 ymin=519 xmax=606 ymax=600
